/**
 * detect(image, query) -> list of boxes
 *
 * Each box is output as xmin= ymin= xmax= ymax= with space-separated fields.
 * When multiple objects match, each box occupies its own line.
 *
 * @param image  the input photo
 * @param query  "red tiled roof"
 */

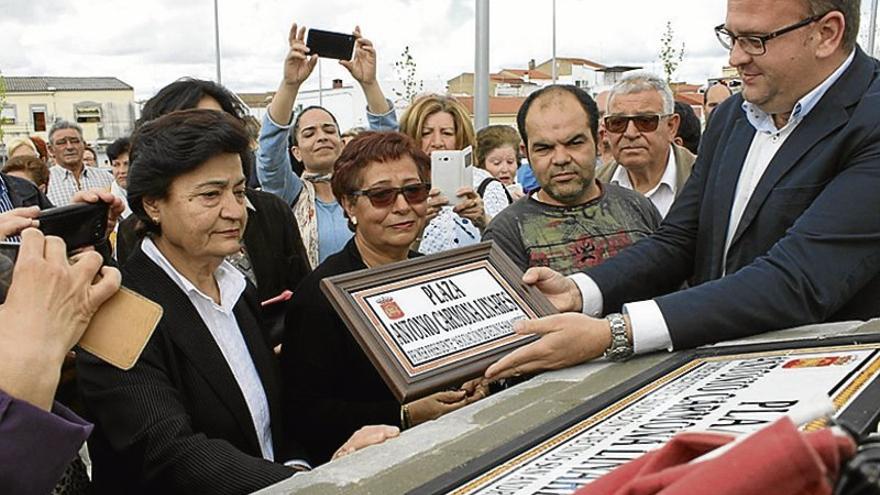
xmin=674 ymin=92 xmax=703 ymax=106
xmin=456 ymin=96 xmax=527 ymax=115
xmin=538 ymin=57 xmax=605 ymax=70
xmin=238 ymin=92 xmax=275 ymax=108
xmin=672 ymin=83 xmax=701 ymax=93
xmin=500 ymin=68 xmax=553 ymax=80
xmin=490 ymin=74 xmax=526 ymax=84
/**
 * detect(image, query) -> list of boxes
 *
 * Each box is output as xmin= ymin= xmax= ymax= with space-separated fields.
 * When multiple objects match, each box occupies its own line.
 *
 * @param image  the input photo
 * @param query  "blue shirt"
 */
xmin=516 ymin=159 xmax=540 ymax=194
xmin=0 ymin=176 xmax=14 ymax=213
xmin=315 ymin=198 xmax=352 ymax=263
xmin=0 ymin=176 xmax=20 ymax=243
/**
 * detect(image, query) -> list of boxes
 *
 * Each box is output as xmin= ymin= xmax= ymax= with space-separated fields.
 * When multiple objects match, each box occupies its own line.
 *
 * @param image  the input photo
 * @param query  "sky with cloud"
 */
xmin=1 ymin=0 xmax=877 ymax=100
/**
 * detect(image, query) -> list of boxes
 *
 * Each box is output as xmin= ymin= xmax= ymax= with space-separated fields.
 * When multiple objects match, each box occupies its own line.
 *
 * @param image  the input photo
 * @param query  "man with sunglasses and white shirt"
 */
xmin=485 ymin=0 xmax=880 ymax=382
xmin=597 ymin=73 xmax=696 ymax=218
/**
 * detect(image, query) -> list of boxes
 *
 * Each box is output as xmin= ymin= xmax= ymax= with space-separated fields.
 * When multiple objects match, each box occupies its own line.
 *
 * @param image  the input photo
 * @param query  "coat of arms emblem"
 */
xmin=378 ymin=297 xmax=405 ymax=320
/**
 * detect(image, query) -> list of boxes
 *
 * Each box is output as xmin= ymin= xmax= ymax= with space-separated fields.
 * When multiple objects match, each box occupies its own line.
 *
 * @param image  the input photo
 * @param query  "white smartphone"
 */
xmin=430 ymin=146 xmax=473 ymax=207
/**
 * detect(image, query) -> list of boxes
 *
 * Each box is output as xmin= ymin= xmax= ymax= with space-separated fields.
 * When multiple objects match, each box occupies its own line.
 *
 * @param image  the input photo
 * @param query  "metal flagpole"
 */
xmin=869 ymin=0 xmax=879 ymax=58
xmin=552 ymin=0 xmax=557 ymax=83
xmin=475 ymin=0 xmax=489 ymax=129
xmin=213 ymin=0 xmax=222 ymax=84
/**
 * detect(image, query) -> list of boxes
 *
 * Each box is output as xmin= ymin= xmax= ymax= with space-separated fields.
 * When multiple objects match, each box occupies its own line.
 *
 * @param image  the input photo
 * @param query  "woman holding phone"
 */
xmin=398 ymin=94 xmax=511 ymax=254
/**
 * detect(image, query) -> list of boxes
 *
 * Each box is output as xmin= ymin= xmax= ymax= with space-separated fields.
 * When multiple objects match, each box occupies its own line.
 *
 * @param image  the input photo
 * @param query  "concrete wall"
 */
xmin=258 ymin=318 xmax=879 ymax=494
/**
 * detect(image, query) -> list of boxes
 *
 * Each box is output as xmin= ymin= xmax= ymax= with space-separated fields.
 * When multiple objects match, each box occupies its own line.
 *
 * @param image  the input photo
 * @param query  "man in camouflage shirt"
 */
xmin=483 ymin=85 xmax=661 ymax=275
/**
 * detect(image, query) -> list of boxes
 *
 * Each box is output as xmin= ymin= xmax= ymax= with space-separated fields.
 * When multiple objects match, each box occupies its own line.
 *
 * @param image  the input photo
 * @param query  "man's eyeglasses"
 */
xmin=714 ymin=13 xmax=827 ymax=56
xmin=604 ymin=114 xmax=670 ymax=134
xmin=349 ymin=183 xmax=431 ymax=208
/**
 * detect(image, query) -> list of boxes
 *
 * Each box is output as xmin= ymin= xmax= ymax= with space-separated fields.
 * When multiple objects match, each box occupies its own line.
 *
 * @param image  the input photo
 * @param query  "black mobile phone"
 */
xmin=38 ymin=201 xmax=109 ymax=252
xmin=306 ymin=28 xmax=355 ymax=60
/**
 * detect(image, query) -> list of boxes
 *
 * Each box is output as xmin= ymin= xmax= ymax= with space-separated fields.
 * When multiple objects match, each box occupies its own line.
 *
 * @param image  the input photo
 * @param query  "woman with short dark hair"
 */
xmin=77 ymin=110 xmax=397 ymax=494
xmin=114 ymin=78 xmax=311 ymax=346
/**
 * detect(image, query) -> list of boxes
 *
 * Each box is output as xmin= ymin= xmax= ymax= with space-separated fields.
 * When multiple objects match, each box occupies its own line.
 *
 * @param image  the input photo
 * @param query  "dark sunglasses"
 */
xmin=604 ymin=114 xmax=670 ymax=134
xmin=350 ymin=183 xmax=432 ymax=208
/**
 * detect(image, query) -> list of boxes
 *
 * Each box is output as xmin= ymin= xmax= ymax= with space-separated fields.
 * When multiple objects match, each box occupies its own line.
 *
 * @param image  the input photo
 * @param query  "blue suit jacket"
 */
xmin=587 ymin=47 xmax=880 ymax=349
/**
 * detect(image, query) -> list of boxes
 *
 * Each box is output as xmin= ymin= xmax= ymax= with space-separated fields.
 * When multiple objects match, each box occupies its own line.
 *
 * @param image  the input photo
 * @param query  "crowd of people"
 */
xmin=2 ymin=0 xmax=878 ymax=492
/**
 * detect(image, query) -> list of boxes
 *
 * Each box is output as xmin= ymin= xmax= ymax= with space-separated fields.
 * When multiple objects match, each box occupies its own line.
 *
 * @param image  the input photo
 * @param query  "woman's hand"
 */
xmin=460 ymin=377 xmax=490 ymax=404
xmin=331 ymin=425 xmax=399 ymax=460
xmin=0 ymin=207 xmax=39 ymax=240
xmin=425 ymin=188 xmax=448 ymax=223
xmin=406 ymin=389 xmax=469 ymax=426
xmin=0 ymin=229 xmax=121 ymax=410
xmin=339 ymin=27 xmax=376 ymax=85
xmin=452 ymin=187 xmax=489 ymax=229
xmin=281 ymin=23 xmax=318 ymax=88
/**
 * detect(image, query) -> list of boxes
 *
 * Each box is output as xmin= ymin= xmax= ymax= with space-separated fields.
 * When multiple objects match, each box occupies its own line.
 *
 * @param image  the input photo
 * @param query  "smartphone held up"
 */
xmin=431 ymin=147 xmax=474 ymax=207
xmin=0 ymin=200 xmax=110 ymax=263
xmin=306 ymin=28 xmax=356 ymax=60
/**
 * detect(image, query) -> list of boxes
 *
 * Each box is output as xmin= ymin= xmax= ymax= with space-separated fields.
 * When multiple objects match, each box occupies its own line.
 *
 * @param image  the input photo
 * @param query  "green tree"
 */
xmin=393 ymin=46 xmax=423 ymax=104
xmin=659 ymin=21 xmax=686 ymax=83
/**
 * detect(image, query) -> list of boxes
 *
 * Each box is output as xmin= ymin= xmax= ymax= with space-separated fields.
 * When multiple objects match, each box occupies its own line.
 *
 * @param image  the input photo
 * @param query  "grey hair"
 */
xmin=48 ymin=120 xmax=84 ymax=144
xmin=607 ymin=72 xmax=675 ymax=115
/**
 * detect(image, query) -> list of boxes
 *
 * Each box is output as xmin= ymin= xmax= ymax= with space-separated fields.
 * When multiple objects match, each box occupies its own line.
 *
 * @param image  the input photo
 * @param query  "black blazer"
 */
xmin=116 ymin=188 xmax=310 ymax=345
xmin=2 ymin=172 xmax=52 ymax=208
xmin=76 ymin=247 xmax=305 ymax=494
xmin=587 ymin=47 xmax=880 ymax=348
xmin=280 ymin=239 xmax=417 ymax=464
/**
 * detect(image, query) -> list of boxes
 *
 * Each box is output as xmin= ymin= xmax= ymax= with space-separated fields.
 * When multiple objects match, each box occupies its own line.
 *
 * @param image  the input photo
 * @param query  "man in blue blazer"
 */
xmin=486 ymin=0 xmax=880 ymax=380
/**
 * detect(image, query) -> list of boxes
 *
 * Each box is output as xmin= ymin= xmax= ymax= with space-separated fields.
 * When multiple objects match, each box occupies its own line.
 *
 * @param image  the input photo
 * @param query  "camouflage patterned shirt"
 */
xmin=482 ymin=181 xmax=662 ymax=275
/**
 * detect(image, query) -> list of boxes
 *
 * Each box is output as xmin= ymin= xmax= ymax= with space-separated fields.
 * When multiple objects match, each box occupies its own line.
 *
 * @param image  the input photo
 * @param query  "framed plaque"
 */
xmin=320 ymin=241 xmax=557 ymax=402
xmin=415 ymin=336 xmax=880 ymax=495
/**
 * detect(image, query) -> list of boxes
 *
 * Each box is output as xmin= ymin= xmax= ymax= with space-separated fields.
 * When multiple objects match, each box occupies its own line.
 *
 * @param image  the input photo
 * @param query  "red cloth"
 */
xmin=579 ymin=417 xmax=855 ymax=495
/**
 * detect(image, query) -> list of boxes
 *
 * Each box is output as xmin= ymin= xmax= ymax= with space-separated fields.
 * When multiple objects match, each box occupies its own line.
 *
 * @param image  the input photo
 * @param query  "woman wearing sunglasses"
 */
xmin=280 ymin=131 xmax=487 ymax=465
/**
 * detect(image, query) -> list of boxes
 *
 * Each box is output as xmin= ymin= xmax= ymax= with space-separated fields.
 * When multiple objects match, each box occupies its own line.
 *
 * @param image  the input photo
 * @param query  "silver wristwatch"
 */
xmin=603 ymin=313 xmax=633 ymax=362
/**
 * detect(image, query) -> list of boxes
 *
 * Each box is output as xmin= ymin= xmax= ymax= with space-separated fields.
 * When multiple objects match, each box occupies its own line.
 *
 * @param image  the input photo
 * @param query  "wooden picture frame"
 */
xmin=320 ymin=241 xmax=557 ymax=402
xmin=413 ymin=334 xmax=880 ymax=495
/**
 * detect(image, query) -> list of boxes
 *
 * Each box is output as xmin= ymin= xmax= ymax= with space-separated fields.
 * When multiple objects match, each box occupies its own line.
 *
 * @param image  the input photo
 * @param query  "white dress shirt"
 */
xmin=573 ymin=49 xmax=856 ymax=354
xmin=609 ymin=145 xmax=678 ymax=218
xmin=46 ymin=165 xmax=114 ymax=206
xmin=141 ymin=237 xmax=276 ymax=461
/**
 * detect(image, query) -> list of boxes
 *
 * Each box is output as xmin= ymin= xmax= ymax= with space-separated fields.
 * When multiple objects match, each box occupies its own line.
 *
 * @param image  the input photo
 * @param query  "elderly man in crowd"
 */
xmin=45 ymin=121 xmax=114 ymax=206
xmin=597 ymin=73 xmax=696 ymax=218
xmin=486 ymin=0 xmax=880 ymax=381
xmin=482 ymin=85 xmax=661 ymax=276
